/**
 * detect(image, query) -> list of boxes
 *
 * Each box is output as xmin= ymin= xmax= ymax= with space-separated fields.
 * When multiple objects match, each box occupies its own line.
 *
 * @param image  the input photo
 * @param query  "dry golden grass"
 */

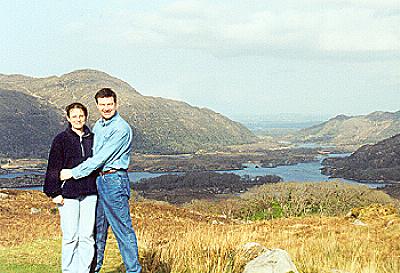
xmin=0 ymin=189 xmax=399 ymax=273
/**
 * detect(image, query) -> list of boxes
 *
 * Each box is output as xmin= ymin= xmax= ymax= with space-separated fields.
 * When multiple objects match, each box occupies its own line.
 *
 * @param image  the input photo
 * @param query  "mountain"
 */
xmin=0 ymin=88 xmax=64 ymax=158
xmin=321 ymin=134 xmax=400 ymax=182
xmin=0 ymin=69 xmax=256 ymax=157
xmin=285 ymin=111 xmax=400 ymax=146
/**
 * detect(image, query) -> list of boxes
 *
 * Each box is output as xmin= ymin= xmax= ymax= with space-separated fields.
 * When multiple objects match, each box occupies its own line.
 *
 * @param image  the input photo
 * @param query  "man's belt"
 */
xmin=100 ymin=169 xmax=121 ymax=176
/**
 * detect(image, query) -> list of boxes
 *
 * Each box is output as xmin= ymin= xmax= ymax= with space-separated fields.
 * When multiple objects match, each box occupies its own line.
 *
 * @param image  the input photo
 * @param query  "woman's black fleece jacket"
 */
xmin=44 ymin=125 xmax=98 ymax=199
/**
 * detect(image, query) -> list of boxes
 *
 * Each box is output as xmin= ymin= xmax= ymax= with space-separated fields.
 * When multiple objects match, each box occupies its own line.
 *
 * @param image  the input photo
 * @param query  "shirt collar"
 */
xmin=99 ymin=112 xmax=120 ymax=127
xmin=66 ymin=124 xmax=92 ymax=137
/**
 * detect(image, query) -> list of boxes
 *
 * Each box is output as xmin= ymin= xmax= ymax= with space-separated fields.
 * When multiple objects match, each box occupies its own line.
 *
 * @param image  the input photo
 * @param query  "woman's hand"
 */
xmin=52 ymin=195 xmax=64 ymax=205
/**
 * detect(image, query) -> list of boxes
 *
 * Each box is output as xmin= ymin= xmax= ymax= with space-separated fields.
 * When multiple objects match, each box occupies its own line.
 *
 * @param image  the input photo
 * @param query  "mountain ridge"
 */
xmin=285 ymin=110 xmax=400 ymax=146
xmin=321 ymin=133 xmax=400 ymax=182
xmin=0 ymin=88 xmax=64 ymax=158
xmin=0 ymin=69 xmax=256 ymax=157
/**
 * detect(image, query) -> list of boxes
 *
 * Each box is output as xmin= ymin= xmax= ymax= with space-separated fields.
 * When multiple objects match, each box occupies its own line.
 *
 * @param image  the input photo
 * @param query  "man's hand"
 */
xmin=60 ymin=169 xmax=73 ymax=181
xmin=52 ymin=195 xmax=64 ymax=205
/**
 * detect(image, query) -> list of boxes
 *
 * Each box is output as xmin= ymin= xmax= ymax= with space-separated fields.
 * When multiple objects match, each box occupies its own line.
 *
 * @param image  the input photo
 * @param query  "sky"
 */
xmin=0 ymin=0 xmax=399 ymax=121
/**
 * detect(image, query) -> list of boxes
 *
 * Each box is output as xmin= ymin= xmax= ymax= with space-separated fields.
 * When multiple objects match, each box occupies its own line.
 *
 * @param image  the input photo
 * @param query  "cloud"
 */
xmin=70 ymin=0 xmax=400 ymax=59
xmin=324 ymin=0 xmax=400 ymax=9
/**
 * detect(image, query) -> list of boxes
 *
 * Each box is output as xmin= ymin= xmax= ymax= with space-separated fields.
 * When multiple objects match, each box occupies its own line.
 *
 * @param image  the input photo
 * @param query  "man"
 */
xmin=60 ymin=88 xmax=142 ymax=273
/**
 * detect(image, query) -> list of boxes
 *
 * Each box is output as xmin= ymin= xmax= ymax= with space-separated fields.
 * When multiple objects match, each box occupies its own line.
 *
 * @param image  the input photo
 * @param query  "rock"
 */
xmin=352 ymin=219 xmax=368 ymax=226
xmin=0 ymin=192 xmax=8 ymax=199
xmin=209 ymin=219 xmax=225 ymax=225
xmin=240 ymin=242 xmax=268 ymax=258
xmin=243 ymin=248 xmax=299 ymax=273
xmin=239 ymin=242 xmax=269 ymax=265
xmin=30 ymin=207 xmax=41 ymax=214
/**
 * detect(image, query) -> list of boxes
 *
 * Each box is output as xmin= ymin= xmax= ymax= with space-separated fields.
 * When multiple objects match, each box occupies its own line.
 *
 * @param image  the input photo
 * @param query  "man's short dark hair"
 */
xmin=95 ymin=88 xmax=117 ymax=104
xmin=65 ymin=102 xmax=88 ymax=117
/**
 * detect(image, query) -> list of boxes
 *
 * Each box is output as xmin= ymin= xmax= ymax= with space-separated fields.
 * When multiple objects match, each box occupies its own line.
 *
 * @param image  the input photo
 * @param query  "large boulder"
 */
xmin=243 ymin=248 xmax=299 ymax=273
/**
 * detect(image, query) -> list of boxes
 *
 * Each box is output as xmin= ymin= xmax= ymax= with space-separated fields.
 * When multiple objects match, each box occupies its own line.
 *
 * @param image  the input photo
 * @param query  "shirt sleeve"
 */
xmin=71 ymin=127 xmax=130 ymax=179
xmin=43 ymin=136 xmax=64 ymax=198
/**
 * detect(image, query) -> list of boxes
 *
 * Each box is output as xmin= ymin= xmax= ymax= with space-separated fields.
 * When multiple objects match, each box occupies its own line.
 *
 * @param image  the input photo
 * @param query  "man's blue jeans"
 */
xmin=94 ymin=171 xmax=141 ymax=273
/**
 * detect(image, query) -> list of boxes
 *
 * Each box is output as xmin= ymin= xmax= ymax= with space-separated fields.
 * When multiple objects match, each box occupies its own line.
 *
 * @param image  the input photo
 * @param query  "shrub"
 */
xmin=187 ymin=181 xmax=397 ymax=220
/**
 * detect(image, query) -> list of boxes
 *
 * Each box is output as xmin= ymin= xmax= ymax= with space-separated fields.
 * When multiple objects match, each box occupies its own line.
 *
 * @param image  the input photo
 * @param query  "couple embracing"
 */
xmin=44 ymin=88 xmax=142 ymax=273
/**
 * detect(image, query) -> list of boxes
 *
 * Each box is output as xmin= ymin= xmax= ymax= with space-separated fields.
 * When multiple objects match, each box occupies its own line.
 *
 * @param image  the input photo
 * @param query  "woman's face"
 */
xmin=66 ymin=108 xmax=86 ymax=131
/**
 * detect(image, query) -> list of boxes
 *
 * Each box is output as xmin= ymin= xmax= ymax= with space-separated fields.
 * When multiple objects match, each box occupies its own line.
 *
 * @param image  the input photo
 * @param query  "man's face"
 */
xmin=96 ymin=96 xmax=117 ymax=120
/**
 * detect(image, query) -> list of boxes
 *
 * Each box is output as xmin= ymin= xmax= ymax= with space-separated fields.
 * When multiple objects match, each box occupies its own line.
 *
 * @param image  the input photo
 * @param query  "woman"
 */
xmin=44 ymin=103 xmax=98 ymax=273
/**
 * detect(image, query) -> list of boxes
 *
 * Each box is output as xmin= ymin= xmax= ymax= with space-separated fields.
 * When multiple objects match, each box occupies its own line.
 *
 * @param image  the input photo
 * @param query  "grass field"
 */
xmin=0 ymin=183 xmax=399 ymax=273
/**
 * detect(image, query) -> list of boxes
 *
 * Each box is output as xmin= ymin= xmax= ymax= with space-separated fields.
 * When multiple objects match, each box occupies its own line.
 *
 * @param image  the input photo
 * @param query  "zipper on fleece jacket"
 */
xmin=79 ymin=132 xmax=91 ymax=158
xmin=79 ymin=135 xmax=85 ymax=157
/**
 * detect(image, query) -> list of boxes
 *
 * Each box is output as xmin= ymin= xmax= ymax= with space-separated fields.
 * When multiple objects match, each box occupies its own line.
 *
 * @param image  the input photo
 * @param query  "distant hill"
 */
xmin=321 ymin=134 xmax=400 ymax=182
xmin=0 ymin=69 xmax=256 ymax=157
xmin=0 ymin=89 xmax=63 ymax=158
xmin=285 ymin=111 xmax=400 ymax=146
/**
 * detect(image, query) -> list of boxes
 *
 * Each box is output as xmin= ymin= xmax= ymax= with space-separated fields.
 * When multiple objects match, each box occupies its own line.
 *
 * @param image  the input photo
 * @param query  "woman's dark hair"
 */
xmin=65 ymin=102 xmax=88 ymax=118
xmin=95 ymin=88 xmax=117 ymax=104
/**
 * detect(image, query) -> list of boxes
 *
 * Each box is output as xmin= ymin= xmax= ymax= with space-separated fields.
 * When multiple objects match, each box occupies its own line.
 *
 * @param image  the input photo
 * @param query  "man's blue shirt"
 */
xmin=71 ymin=112 xmax=133 ymax=179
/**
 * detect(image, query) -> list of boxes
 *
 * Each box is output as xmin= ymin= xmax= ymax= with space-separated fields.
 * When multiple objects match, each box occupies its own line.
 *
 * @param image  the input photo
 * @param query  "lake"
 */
xmin=2 ymin=153 xmax=384 ymax=190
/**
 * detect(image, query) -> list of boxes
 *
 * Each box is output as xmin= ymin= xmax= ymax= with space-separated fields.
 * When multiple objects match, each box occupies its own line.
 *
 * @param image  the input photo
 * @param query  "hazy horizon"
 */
xmin=1 ymin=1 xmax=399 ymax=119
